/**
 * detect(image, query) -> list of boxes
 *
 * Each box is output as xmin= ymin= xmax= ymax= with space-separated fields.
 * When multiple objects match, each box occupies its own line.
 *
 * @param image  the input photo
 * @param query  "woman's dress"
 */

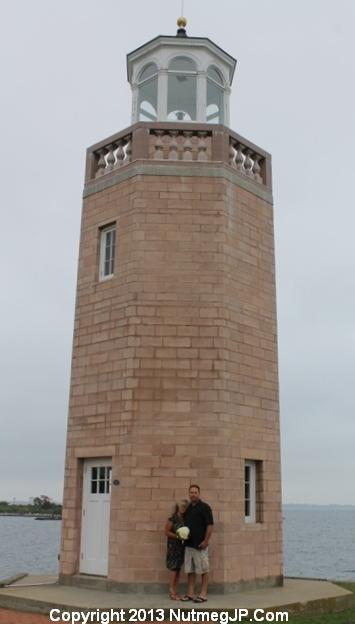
xmin=166 ymin=513 xmax=185 ymax=571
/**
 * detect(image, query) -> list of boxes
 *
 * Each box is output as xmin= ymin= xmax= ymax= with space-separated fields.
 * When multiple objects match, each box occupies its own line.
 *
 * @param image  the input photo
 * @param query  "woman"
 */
xmin=164 ymin=499 xmax=189 ymax=600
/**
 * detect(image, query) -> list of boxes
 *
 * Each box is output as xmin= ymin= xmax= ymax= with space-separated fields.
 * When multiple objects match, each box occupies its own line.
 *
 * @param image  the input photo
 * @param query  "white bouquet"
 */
xmin=176 ymin=526 xmax=190 ymax=541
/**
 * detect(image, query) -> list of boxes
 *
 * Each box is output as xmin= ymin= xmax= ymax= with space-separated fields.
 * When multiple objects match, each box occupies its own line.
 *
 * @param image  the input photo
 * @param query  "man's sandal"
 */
xmin=194 ymin=596 xmax=207 ymax=603
xmin=180 ymin=595 xmax=194 ymax=601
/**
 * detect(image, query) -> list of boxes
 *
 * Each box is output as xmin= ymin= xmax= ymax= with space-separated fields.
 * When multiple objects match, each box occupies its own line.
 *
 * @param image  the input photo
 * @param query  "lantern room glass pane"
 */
xmin=167 ymin=56 xmax=197 ymax=121
xmin=207 ymin=66 xmax=224 ymax=85
xmin=207 ymin=79 xmax=224 ymax=124
xmin=139 ymin=63 xmax=158 ymax=81
xmin=169 ymin=57 xmax=196 ymax=72
xmin=138 ymin=76 xmax=158 ymax=121
xmin=167 ymin=74 xmax=197 ymax=121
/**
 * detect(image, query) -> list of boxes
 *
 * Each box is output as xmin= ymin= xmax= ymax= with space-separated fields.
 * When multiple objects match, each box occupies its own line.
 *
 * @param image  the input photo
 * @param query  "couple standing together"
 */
xmin=164 ymin=484 xmax=214 ymax=603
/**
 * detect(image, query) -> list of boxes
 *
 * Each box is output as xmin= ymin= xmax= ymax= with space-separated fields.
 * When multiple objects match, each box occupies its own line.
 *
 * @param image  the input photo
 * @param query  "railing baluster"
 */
xmin=106 ymin=144 xmax=115 ymax=172
xmin=252 ymin=154 xmax=262 ymax=183
xmin=244 ymin=149 xmax=254 ymax=177
xmin=115 ymin=141 xmax=125 ymax=168
xmin=154 ymin=130 xmax=165 ymax=160
xmin=168 ymin=131 xmax=179 ymax=160
xmin=95 ymin=148 xmax=107 ymax=178
xmin=229 ymin=140 xmax=236 ymax=168
xmin=183 ymin=131 xmax=193 ymax=161
xmin=124 ymin=137 xmax=132 ymax=164
xmin=197 ymin=132 xmax=208 ymax=162
xmin=235 ymin=143 xmax=244 ymax=173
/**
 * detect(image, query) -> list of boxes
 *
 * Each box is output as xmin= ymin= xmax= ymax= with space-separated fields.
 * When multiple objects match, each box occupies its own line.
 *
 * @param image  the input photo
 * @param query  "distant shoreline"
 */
xmin=283 ymin=503 xmax=355 ymax=509
xmin=0 ymin=513 xmax=61 ymax=519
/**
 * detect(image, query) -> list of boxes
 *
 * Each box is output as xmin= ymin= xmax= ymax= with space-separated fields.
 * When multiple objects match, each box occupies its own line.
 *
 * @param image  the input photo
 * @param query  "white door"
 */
xmin=80 ymin=458 xmax=112 ymax=576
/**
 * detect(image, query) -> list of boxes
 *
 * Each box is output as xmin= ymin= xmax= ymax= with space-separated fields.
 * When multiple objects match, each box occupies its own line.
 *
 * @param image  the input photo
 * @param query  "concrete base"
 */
xmin=0 ymin=573 xmax=27 ymax=589
xmin=0 ymin=575 xmax=352 ymax=618
xmin=59 ymin=573 xmax=283 ymax=595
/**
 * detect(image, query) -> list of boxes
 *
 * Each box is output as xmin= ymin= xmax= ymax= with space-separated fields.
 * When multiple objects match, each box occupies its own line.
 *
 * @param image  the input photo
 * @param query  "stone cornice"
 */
xmin=83 ymin=160 xmax=273 ymax=204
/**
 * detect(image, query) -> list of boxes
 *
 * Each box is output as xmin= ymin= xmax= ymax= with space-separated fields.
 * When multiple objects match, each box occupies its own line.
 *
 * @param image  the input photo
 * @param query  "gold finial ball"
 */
xmin=177 ymin=16 xmax=187 ymax=28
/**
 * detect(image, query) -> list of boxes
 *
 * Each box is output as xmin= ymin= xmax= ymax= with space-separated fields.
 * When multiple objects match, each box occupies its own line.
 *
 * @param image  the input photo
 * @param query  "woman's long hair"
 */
xmin=172 ymin=499 xmax=189 ymax=516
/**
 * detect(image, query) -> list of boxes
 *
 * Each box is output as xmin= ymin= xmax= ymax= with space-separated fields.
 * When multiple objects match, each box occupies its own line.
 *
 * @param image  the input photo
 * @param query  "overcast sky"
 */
xmin=0 ymin=0 xmax=354 ymax=505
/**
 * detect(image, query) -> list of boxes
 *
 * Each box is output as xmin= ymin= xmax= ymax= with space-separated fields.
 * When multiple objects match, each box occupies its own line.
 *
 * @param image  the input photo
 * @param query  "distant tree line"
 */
xmin=0 ymin=495 xmax=62 ymax=516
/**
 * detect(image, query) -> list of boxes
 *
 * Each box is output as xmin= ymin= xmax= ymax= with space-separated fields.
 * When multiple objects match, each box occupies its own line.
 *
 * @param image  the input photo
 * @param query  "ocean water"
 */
xmin=283 ymin=505 xmax=355 ymax=580
xmin=1 ymin=506 xmax=355 ymax=581
xmin=0 ymin=516 xmax=61 ymax=579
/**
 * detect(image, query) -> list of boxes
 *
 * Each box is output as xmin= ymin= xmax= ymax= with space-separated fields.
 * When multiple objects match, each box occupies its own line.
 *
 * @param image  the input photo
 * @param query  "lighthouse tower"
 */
xmin=59 ymin=18 xmax=283 ymax=593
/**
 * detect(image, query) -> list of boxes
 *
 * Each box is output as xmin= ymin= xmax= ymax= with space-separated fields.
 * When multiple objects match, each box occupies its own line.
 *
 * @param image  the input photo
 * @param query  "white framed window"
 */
xmin=207 ymin=66 xmax=225 ymax=124
xmin=90 ymin=465 xmax=112 ymax=495
xmin=244 ymin=460 xmax=256 ymax=523
xmin=138 ymin=63 xmax=158 ymax=122
xmin=99 ymin=224 xmax=116 ymax=281
xmin=167 ymin=56 xmax=197 ymax=121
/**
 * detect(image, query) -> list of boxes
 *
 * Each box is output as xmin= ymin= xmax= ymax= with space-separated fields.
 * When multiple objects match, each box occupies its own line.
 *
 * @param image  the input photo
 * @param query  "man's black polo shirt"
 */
xmin=185 ymin=500 xmax=214 ymax=549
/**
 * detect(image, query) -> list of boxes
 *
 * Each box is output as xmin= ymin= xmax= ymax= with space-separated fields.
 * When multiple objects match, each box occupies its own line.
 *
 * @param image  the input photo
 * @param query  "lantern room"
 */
xmin=127 ymin=19 xmax=237 ymax=126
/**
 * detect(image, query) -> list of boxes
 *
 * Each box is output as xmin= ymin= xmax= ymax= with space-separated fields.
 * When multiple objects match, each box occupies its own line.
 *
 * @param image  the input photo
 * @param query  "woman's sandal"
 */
xmin=180 ymin=595 xmax=194 ymax=601
xmin=169 ymin=591 xmax=180 ymax=600
xmin=194 ymin=596 xmax=208 ymax=603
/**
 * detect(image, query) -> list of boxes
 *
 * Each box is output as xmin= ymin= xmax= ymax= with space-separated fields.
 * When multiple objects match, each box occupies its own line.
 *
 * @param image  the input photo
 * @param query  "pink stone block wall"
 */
xmin=60 ymin=173 xmax=283 ymax=587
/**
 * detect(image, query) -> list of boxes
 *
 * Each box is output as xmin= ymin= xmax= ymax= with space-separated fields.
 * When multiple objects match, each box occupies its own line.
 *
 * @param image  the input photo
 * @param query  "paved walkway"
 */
xmin=0 ymin=575 xmax=352 ymax=616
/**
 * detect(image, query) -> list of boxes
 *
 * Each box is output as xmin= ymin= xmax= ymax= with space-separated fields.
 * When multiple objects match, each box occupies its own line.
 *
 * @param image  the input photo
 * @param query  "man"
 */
xmin=181 ymin=484 xmax=214 ymax=603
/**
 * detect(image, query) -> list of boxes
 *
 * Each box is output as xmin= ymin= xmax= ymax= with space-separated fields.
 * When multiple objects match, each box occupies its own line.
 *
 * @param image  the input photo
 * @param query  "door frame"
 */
xmin=79 ymin=457 xmax=112 ymax=576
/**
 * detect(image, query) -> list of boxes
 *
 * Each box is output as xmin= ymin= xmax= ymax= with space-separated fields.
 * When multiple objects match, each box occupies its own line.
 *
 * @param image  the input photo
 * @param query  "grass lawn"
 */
xmin=287 ymin=582 xmax=355 ymax=623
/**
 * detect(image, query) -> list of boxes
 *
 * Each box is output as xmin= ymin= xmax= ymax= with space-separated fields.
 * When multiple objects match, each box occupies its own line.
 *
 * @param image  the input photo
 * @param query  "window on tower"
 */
xmin=138 ymin=63 xmax=158 ymax=122
xmin=167 ymin=56 xmax=197 ymax=121
xmin=99 ymin=224 xmax=116 ymax=281
xmin=244 ymin=459 xmax=263 ymax=523
xmin=207 ymin=66 xmax=224 ymax=124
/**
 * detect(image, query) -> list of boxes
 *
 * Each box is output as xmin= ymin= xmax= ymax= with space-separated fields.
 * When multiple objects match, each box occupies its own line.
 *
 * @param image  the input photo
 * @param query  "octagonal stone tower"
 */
xmin=59 ymin=20 xmax=283 ymax=593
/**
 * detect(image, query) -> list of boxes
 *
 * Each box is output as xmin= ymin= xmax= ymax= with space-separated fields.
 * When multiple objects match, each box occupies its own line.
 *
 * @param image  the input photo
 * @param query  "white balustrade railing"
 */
xmin=87 ymin=124 xmax=269 ymax=187
xmin=94 ymin=135 xmax=132 ymax=178
xmin=229 ymin=138 xmax=263 ymax=183
xmin=151 ymin=129 xmax=211 ymax=162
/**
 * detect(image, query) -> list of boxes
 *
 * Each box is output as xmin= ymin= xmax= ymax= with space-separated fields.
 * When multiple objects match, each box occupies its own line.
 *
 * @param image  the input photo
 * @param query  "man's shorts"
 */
xmin=184 ymin=546 xmax=209 ymax=574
